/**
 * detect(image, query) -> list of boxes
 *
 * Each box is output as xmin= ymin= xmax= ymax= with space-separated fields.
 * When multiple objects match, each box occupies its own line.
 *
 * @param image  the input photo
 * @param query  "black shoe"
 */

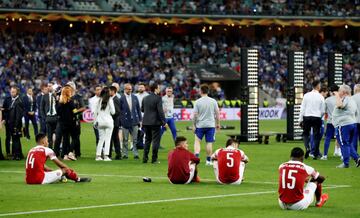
xmin=134 ymin=156 xmax=139 ymax=159
xmin=122 ymin=156 xmax=128 ymax=159
xmin=356 ymin=158 xmax=360 ymax=168
xmin=115 ymin=155 xmax=122 ymax=160
xmin=305 ymin=150 xmax=310 ymax=159
xmin=151 ymin=160 xmax=160 ymax=164
xmin=14 ymin=156 xmax=21 ymax=161
xmin=142 ymin=159 xmax=148 ymax=163
xmin=77 ymin=177 xmax=92 ymax=183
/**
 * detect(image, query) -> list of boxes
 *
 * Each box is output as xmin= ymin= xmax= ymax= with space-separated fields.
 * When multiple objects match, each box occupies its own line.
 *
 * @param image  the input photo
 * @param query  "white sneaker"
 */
xmin=95 ymin=156 xmax=103 ymax=161
xmin=309 ymin=154 xmax=315 ymax=158
xmin=68 ymin=152 xmax=77 ymax=161
xmin=320 ymin=155 xmax=328 ymax=160
xmin=205 ymin=161 xmax=213 ymax=166
xmin=103 ymin=156 xmax=112 ymax=161
xmin=334 ymin=152 xmax=341 ymax=157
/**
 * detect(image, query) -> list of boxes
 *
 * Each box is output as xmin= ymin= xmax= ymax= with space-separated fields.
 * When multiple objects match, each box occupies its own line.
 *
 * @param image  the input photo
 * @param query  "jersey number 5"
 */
xmin=226 ymin=153 xmax=234 ymax=167
xmin=281 ymin=169 xmax=297 ymax=189
xmin=26 ymin=153 xmax=35 ymax=169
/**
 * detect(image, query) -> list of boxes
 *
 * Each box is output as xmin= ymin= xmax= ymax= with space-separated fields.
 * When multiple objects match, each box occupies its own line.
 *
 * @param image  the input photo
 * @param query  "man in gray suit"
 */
xmin=141 ymin=83 xmax=167 ymax=163
xmin=120 ymin=83 xmax=142 ymax=159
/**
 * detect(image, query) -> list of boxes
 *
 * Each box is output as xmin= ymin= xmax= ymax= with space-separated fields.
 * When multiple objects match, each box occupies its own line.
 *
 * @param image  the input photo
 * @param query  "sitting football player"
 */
xmin=25 ymin=133 xmax=91 ymax=184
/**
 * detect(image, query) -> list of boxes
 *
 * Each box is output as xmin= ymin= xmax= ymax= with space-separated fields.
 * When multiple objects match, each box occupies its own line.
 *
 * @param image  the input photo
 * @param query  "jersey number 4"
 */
xmin=281 ymin=169 xmax=298 ymax=189
xmin=26 ymin=153 xmax=35 ymax=169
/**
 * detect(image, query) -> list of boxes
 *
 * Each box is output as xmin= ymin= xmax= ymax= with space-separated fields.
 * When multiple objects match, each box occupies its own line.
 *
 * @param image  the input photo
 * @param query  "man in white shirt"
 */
xmin=135 ymin=82 xmax=149 ymax=110
xmin=299 ymin=80 xmax=325 ymax=159
xmin=161 ymin=86 xmax=177 ymax=142
xmin=352 ymin=84 xmax=360 ymax=152
xmin=88 ymin=85 xmax=102 ymax=147
xmin=135 ymin=82 xmax=149 ymax=149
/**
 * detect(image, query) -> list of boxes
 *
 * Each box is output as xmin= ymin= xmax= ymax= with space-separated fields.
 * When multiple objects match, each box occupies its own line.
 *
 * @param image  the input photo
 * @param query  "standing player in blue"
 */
xmin=321 ymin=84 xmax=341 ymax=160
xmin=351 ymin=84 xmax=360 ymax=152
xmin=333 ymin=85 xmax=360 ymax=168
xmin=161 ymin=86 xmax=177 ymax=142
xmin=193 ymin=84 xmax=220 ymax=166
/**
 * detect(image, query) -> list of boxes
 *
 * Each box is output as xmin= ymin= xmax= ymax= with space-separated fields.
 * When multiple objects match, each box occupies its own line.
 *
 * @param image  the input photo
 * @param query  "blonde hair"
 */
xmin=59 ymin=86 xmax=73 ymax=104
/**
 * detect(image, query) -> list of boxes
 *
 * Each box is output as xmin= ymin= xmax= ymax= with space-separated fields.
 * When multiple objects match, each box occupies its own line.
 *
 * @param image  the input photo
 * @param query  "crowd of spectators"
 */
xmin=0 ymin=30 xmax=358 ymax=104
xmin=43 ymin=0 xmax=71 ymax=10
xmin=0 ymin=0 xmax=35 ymax=9
xmin=0 ymin=0 xmax=358 ymax=16
xmin=144 ymin=0 xmax=359 ymax=17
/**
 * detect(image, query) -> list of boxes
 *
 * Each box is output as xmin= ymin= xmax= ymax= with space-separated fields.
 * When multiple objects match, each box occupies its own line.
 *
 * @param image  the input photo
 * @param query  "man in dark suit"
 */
xmin=23 ymin=88 xmax=38 ymax=140
xmin=0 ymin=109 xmax=4 ymax=160
xmin=36 ymin=84 xmax=48 ymax=134
xmin=40 ymin=82 xmax=58 ymax=149
xmin=120 ymin=83 xmax=142 ymax=159
xmin=7 ymin=86 xmax=24 ymax=160
xmin=1 ymin=94 xmax=12 ymax=157
xmin=142 ymin=83 xmax=166 ymax=163
xmin=109 ymin=85 xmax=122 ymax=159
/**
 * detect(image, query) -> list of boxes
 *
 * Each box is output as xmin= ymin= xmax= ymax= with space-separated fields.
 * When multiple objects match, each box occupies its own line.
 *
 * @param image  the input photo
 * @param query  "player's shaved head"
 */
xmin=175 ymin=136 xmax=187 ymax=147
xmin=290 ymin=147 xmax=304 ymax=160
xmin=226 ymin=138 xmax=238 ymax=147
xmin=36 ymin=133 xmax=47 ymax=144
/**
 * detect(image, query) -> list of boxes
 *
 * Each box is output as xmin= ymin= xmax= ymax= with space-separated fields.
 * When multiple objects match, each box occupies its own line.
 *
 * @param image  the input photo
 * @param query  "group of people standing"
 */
xmin=89 ymin=82 xmax=179 ymax=163
xmin=299 ymin=80 xmax=360 ymax=168
xmin=0 ymin=82 xmax=85 ymax=160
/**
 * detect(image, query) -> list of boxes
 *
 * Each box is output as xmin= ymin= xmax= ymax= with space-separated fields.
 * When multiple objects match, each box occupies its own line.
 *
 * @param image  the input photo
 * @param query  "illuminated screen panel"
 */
xmin=240 ymin=48 xmax=259 ymax=142
xmin=287 ymin=51 xmax=304 ymax=140
xmin=328 ymin=53 xmax=343 ymax=86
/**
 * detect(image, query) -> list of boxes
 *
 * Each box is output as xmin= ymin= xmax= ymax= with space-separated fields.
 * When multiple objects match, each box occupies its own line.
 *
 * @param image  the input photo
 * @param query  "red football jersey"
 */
xmin=278 ymin=160 xmax=319 ymax=204
xmin=213 ymin=147 xmax=248 ymax=184
xmin=168 ymin=147 xmax=200 ymax=184
xmin=25 ymin=146 xmax=57 ymax=184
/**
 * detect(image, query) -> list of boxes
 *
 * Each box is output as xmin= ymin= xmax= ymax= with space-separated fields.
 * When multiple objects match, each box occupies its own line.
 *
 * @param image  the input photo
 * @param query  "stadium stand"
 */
xmin=0 ymin=0 xmax=358 ymax=16
xmin=0 ymin=28 xmax=358 ymax=103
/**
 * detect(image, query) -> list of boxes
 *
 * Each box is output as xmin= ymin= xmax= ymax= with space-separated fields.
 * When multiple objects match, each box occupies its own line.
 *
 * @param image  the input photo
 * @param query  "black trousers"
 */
xmin=24 ymin=114 xmax=38 ymax=139
xmin=303 ymin=116 xmax=322 ymax=157
xmin=5 ymin=124 xmax=11 ymax=155
xmin=39 ymin=117 xmax=47 ymax=134
xmin=0 ymin=138 xmax=4 ymax=160
xmin=54 ymin=123 xmax=62 ymax=156
xmin=46 ymin=119 xmax=58 ymax=149
xmin=110 ymin=126 xmax=121 ymax=158
xmin=10 ymin=130 xmax=23 ymax=159
xmin=61 ymin=125 xmax=76 ymax=157
xmin=143 ymin=125 xmax=161 ymax=163
xmin=72 ymin=124 xmax=81 ymax=157
xmin=93 ymin=127 xmax=99 ymax=147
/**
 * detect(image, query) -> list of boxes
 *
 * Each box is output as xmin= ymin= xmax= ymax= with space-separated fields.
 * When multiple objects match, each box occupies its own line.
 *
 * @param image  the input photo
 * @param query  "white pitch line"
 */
xmin=0 ymin=185 xmax=352 ymax=217
xmin=0 ymin=170 xmax=351 ymax=187
xmin=0 ymin=170 xmax=278 ymax=185
xmin=0 ymin=190 xmax=276 ymax=217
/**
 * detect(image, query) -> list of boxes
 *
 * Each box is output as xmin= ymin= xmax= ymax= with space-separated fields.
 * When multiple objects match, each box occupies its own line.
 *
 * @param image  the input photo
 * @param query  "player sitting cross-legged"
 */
xmin=167 ymin=136 xmax=200 ymax=184
xmin=25 ymin=133 xmax=91 ymax=185
xmin=211 ymin=138 xmax=249 ymax=185
xmin=278 ymin=147 xmax=328 ymax=210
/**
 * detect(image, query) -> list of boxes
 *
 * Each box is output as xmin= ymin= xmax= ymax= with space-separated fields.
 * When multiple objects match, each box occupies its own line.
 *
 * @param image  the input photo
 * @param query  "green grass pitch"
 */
xmin=0 ymin=120 xmax=359 ymax=217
